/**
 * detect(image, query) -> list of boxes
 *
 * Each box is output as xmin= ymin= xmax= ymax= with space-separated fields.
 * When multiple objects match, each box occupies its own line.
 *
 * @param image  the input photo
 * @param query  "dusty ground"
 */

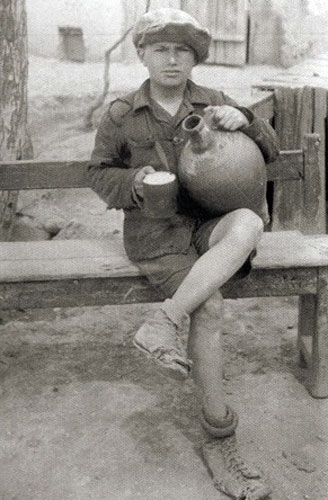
xmin=1 ymin=56 xmax=328 ymax=500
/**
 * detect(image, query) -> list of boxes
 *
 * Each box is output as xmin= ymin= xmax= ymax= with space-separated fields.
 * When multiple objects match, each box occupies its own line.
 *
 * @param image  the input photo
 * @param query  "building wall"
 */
xmin=27 ymin=0 xmax=124 ymax=61
xmin=306 ymin=0 xmax=328 ymax=54
xmin=249 ymin=0 xmax=328 ymax=66
xmin=26 ymin=0 xmax=328 ymax=65
xmin=27 ymin=0 xmax=181 ymax=62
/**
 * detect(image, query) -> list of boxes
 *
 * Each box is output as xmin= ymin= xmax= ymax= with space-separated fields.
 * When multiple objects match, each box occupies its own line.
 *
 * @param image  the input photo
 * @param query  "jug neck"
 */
xmin=182 ymin=114 xmax=213 ymax=153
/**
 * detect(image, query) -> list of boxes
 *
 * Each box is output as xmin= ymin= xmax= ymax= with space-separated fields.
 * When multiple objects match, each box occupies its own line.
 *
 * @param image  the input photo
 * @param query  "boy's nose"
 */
xmin=168 ymin=52 xmax=178 ymax=64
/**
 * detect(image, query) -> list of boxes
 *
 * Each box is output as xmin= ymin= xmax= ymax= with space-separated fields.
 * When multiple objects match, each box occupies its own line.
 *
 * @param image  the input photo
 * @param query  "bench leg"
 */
xmin=298 ymin=295 xmax=315 ymax=368
xmin=298 ymin=269 xmax=328 ymax=398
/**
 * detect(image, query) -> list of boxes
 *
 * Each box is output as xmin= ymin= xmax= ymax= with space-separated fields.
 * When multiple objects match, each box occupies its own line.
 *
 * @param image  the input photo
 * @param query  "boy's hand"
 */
xmin=205 ymin=105 xmax=249 ymax=131
xmin=133 ymin=166 xmax=156 ymax=198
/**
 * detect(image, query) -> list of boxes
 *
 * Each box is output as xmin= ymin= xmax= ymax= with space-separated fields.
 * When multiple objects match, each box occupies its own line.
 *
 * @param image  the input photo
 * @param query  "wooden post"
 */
xmin=299 ymin=268 xmax=328 ymax=398
xmin=298 ymin=294 xmax=316 ymax=368
xmin=272 ymin=87 xmax=313 ymax=231
xmin=302 ymin=133 xmax=323 ymax=233
xmin=312 ymin=87 xmax=327 ymax=232
xmin=309 ymin=268 xmax=328 ymax=398
xmin=272 ymin=86 xmax=326 ymax=234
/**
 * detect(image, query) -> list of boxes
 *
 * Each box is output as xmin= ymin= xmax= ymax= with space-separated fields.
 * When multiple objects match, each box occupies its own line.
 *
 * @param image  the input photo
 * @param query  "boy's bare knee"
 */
xmin=209 ymin=208 xmax=264 ymax=249
xmin=247 ymin=209 xmax=264 ymax=240
xmin=234 ymin=208 xmax=264 ymax=229
xmin=230 ymin=208 xmax=264 ymax=245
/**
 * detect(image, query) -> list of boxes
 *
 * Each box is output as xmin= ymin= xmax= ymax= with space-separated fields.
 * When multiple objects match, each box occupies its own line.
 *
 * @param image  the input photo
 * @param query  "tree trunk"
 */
xmin=0 ymin=0 xmax=33 ymax=241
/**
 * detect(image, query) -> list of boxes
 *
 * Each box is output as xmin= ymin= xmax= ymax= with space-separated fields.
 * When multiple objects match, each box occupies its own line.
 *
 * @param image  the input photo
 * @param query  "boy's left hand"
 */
xmin=205 ymin=105 xmax=249 ymax=131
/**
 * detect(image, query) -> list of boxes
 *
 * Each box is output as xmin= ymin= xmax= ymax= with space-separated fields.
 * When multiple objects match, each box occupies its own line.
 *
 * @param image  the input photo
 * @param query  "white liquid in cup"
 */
xmin=143 ymin=171 xmax=176 ymax=185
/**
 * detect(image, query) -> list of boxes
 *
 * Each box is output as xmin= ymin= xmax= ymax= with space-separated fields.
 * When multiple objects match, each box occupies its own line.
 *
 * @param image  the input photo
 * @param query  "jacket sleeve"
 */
xmin=88 ymin=107 xmax=139 ymax=210
xmin=220 ymin=92 xmax=280 ymax=164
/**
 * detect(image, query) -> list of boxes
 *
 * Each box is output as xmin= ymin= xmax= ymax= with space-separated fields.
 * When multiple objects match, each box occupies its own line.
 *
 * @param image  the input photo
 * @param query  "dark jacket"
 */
xmin=88 ymin=79 xmax=279 ymax=261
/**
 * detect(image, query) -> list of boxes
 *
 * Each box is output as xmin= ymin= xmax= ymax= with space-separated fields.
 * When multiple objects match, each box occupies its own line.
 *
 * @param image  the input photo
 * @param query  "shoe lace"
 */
xmin=220 ymin=435 xmax=261 ymax=480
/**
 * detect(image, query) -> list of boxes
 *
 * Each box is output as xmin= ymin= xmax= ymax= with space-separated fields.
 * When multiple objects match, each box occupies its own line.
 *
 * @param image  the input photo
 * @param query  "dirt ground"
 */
xmin=1 ymin=56 xmax=328 ymax=500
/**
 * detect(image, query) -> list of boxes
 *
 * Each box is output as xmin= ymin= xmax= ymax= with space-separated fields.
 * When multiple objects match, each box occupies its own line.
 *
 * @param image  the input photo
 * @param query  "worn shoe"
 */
xmin=202 ymin=433 xmax=271 ymax=500
xmin=133 ymin=303 xmax=192 ymax=380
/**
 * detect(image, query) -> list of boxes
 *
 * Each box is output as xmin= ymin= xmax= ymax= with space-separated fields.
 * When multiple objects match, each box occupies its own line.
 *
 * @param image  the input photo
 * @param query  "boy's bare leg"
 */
xmin=188 ymin=284 xmax=271 ymax=499
xmin=134 ymin=209 xmax=263 ymax=379
xmin=172 ymin=208 xmax=264 ymax=315
xmin=134 ymin=208 xmax=271 ymax=497
xmin=188 ymin=290 xmax=226 ymax=420
xmin=173 ymin=209 xmax=262 ymax=412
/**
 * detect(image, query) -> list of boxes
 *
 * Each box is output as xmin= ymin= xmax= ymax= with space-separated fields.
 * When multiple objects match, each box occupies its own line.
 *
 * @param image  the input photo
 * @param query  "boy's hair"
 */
xmin=132 ymin=8 xmax=211 ymax=64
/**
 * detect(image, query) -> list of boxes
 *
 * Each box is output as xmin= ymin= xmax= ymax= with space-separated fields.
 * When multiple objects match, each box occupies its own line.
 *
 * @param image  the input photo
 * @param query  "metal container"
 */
xmin=142 ymin=171 xmax=178 ymax=218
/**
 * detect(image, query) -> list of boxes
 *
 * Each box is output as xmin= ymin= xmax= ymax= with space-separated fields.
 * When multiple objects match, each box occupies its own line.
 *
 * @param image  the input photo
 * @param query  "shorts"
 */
xmin=135 ymin=216 xmax=256 ymax=299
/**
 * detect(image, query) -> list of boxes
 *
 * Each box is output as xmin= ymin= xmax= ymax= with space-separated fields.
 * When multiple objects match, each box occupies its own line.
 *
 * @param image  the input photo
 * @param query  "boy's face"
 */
xmin=139 ymin=42 xmax=196 ymax=90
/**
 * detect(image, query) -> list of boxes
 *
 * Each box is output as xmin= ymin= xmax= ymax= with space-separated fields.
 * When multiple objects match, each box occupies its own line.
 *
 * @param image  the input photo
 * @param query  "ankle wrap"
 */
xmin=200 ymin=405 xmax=238 ymax=438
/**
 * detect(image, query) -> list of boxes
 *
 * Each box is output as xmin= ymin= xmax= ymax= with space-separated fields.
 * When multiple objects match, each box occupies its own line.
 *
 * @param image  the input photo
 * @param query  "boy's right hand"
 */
xmin=133 ymin=166 xmax=156 ymax=198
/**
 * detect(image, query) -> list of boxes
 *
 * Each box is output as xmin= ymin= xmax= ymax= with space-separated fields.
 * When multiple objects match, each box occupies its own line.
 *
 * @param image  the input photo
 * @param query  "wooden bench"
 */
xmin=1 ymin=132 xmax=328 ymax=398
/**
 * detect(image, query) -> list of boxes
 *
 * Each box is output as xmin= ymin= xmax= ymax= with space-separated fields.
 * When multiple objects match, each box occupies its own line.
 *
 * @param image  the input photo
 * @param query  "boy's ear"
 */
xmin=137 ymin=47 xmax=146 ymax=63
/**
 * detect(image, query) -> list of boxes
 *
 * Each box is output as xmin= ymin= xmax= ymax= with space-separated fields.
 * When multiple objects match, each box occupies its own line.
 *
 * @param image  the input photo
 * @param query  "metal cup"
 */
xmin=142 ymin=171 xmax=178 ymax=218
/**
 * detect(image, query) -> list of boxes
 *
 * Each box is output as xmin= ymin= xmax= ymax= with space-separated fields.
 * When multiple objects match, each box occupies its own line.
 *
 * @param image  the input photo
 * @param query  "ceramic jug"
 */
xmin=178 ymin=113 xmax=268 ymax=221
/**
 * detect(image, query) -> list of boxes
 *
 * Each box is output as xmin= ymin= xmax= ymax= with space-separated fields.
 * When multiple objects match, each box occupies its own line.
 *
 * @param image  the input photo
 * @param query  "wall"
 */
xmin=249 ymin=0 xmax=328 ymax=67
xmin=26 ymin=0 xmax=328 ymax=66
xmin=248 ymin=0 xmax=282 ymax=65
xmin=27 ymin=0 xmax=124 ymax=62
xmin=274 ymin=0 xmax=315 ymax=67
xmin=306 ymin=0 xmax=328 ymax=55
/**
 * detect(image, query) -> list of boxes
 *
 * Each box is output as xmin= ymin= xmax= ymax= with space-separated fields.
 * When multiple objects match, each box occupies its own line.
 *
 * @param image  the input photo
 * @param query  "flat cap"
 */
xmin=132 ymin=8 xmax=211 ymax=63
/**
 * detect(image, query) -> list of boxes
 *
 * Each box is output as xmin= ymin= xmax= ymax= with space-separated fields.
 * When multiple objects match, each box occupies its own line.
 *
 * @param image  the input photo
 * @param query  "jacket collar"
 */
xmin=132 ymin=78 xmax=212 ymax=112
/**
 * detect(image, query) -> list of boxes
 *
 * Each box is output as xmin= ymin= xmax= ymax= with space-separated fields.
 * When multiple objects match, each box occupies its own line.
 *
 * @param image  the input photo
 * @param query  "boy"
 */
xmin=88 ymin=8 xmax=279 ymax=500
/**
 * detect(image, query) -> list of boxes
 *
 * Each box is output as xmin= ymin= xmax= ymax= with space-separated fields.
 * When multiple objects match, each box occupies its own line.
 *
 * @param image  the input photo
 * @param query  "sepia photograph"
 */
xmin=1 ymin=1 xmax=328 ymax=498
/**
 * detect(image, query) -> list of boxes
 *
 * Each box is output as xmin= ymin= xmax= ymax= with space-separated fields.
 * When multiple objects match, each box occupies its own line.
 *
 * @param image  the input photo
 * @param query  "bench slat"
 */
xmin=0 ymin=160 xmax=89 ymax=190
xmin=0 ymin=268 xmax=318 ymax=311
xmin=1 ymin=232 xmax=328 ymax=283
xmin=0 ymin=237 xmax=120 ymax=260
xmin=0 ymin=257 xmax=140 ymax=281
xmin=0 ymin=150 xmax=304 ymax=190
xmin=255 ymin=231 xmax=328 ymax=268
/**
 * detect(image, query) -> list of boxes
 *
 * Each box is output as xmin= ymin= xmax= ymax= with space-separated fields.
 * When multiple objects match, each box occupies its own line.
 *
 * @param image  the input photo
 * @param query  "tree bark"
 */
xmin=0 ymin=0 xmax=33 ymax=241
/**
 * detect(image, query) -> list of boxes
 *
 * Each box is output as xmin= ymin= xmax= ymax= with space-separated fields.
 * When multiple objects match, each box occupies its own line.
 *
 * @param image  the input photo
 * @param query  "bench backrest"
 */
xmin=0 ymin=95 xmax=322 ymax=234
xmin=0 ymin=149 xmax=305 ymax=190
